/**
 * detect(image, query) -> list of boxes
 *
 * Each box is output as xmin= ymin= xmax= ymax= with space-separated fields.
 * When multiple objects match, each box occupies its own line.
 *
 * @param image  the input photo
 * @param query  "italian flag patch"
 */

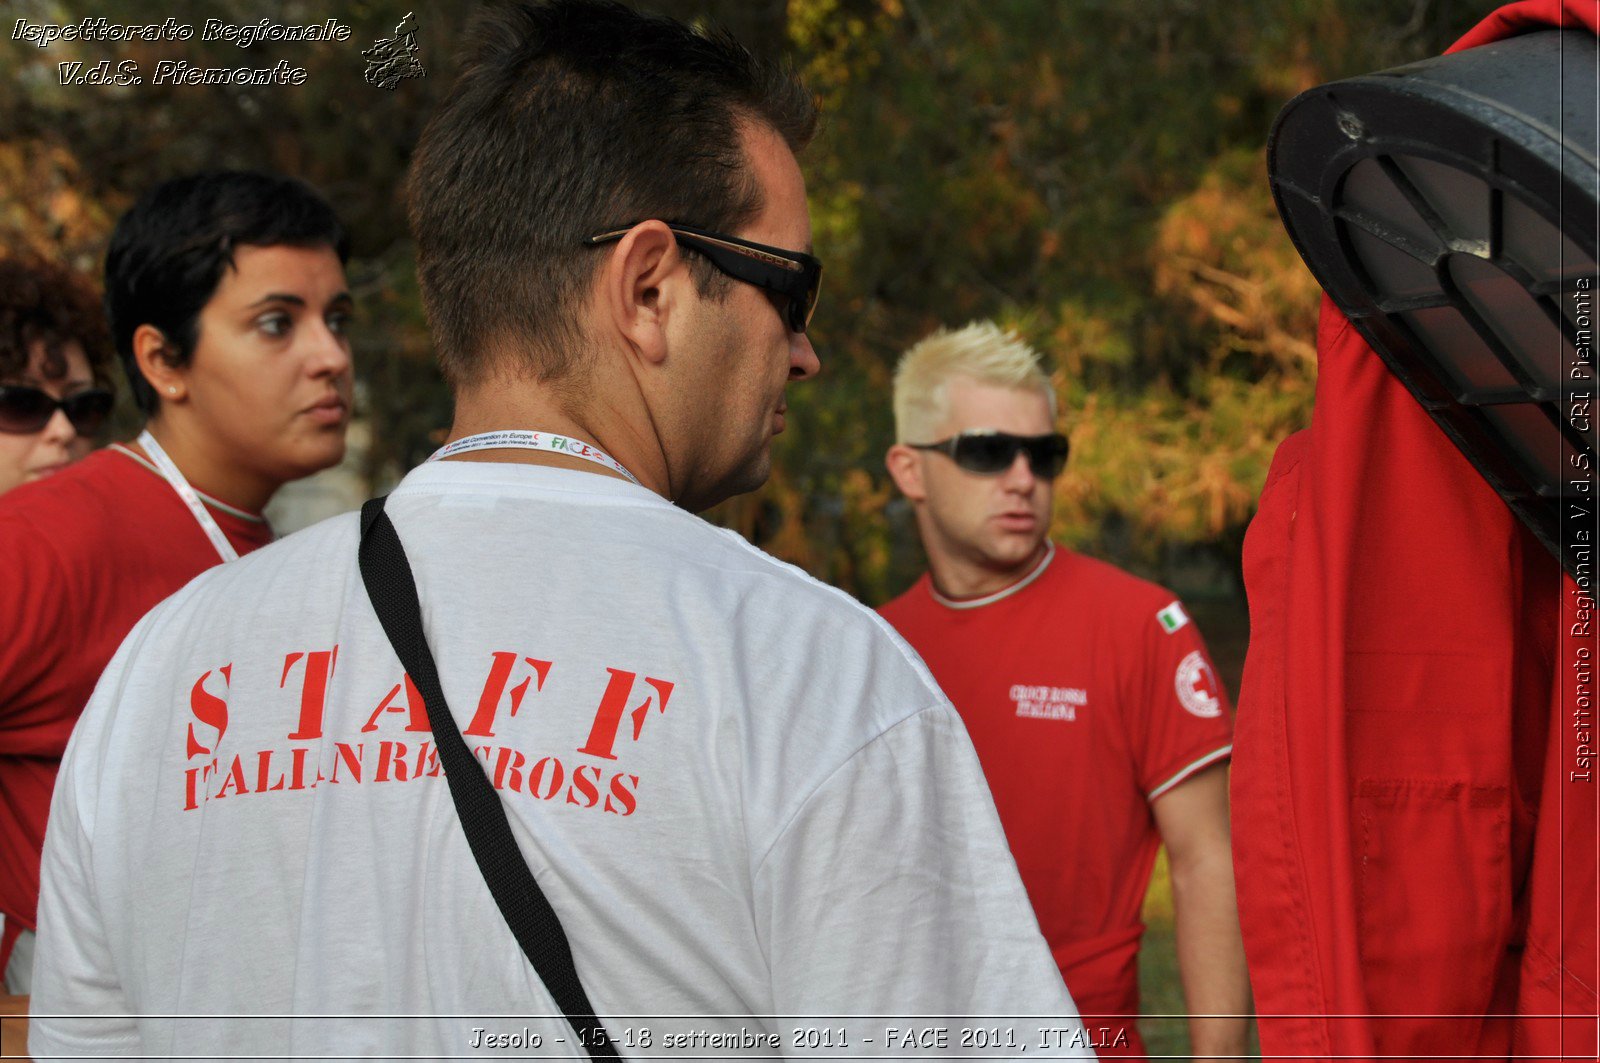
xmin=1157 ymin=601 xmax=1189 ymax=634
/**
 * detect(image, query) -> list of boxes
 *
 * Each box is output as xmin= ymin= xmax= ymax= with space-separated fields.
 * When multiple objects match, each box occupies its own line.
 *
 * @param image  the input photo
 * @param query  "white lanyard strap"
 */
xmin=427 ymin=430 xmax=640 ymax=486
xmin=137 ymin=430 xmax=239 ymax=563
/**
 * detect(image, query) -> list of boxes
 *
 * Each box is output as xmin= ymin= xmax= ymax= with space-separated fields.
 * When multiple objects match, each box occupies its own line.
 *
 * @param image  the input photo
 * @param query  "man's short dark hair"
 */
xmin=104 ymin=170 xmax=350 ymax=415
xmin=407 ymin=0 xmax=817 ymax=388
xmin=0 ymin=255 xmax=115 ymax=387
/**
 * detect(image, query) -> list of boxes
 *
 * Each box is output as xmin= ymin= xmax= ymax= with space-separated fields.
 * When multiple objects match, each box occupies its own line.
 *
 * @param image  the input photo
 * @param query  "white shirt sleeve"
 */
xmin=28 ymin=707 xmax=140 ymax=1061
xmin=752 ymin=705 xmax=1096 ymax=1059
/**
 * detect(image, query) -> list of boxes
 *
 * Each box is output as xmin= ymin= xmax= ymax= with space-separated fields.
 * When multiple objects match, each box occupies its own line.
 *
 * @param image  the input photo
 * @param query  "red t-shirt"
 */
xmin=880 ymin=544 xmax=1232 ymax=1052
xmin=0 ymin=445 xmax=275 ymax=955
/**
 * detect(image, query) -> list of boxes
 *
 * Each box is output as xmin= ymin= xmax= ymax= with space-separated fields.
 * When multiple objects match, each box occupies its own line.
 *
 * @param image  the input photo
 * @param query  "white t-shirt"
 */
xmin=30 ymin=462 xmax=1090 ymax=1060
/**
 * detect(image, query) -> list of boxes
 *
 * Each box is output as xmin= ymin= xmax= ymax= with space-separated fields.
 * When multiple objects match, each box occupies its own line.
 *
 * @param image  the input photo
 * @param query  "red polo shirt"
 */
xmin=882 ymin=544 xmax=1232 ymax=1056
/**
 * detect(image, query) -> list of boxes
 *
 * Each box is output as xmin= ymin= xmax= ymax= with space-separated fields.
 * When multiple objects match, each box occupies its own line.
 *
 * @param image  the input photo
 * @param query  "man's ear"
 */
xmin=886 ymin=443 xmax=927 ymax=502
xmin=596 ymin=221 xmax=685 ymax=366
xmin=132 ymin=324 xmax=186 ymax=403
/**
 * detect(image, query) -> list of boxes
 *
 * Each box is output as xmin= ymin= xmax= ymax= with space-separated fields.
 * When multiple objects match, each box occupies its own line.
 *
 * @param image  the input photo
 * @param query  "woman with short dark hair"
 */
xmin=0 ymin=171 xmax=356 ymax=994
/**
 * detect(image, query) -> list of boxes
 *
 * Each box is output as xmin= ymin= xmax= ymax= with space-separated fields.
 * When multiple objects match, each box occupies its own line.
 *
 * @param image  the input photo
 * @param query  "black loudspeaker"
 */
xmin=1269 ymin=30 xmax=1597 ymax=581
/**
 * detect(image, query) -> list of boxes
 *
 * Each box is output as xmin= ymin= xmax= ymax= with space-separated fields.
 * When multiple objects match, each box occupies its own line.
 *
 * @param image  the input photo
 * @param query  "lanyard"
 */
xmin=136 ymin=430 xmax=239 ymax=563
xmin=427 ymin=430 xmax=641 ymax=486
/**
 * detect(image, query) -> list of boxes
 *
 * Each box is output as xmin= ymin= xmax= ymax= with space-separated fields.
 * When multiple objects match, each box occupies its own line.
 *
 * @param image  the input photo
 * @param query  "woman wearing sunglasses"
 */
xmin=0 ymin=257 xmax=116 ymax=497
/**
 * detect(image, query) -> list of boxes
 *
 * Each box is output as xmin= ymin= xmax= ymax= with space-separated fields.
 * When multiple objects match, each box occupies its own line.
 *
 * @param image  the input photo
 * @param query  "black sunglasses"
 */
xmin=910 ymin=430 xmax=1070 ymax=478
xmin=0 ymin=385 xmax=114 ymax=436
xmin=584 ymin=222 xmax=823 ymax=334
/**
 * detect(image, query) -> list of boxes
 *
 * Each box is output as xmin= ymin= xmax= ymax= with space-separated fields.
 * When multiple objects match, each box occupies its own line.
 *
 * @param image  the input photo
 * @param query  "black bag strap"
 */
xmin=357 ymin=496 xmax=619 ymax=1060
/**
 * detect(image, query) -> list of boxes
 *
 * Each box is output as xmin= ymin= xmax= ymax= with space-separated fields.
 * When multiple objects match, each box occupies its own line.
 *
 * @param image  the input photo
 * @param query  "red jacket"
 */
xmin=1232 ymin=3 xmax=1599 ymax=1060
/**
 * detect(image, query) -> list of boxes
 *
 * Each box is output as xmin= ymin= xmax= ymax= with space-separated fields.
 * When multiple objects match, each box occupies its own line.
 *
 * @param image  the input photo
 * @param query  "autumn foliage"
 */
xmin=0 ymin=0 xmax=1485 ymax=604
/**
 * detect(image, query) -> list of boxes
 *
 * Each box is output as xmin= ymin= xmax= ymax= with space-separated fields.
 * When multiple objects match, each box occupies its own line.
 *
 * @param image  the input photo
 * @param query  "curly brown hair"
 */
xmin=0 ymin=255 xmax=115 ymax=387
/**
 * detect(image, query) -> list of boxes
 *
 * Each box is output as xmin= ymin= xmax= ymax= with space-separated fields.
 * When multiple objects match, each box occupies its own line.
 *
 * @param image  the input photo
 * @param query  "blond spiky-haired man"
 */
xmin=881 ymin=320 xmax=1251 ymax=1059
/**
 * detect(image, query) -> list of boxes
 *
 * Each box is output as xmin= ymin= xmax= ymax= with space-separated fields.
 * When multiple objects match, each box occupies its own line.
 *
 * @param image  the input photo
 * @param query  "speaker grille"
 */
xmin=1270 ymin=30 xmax=1597 ymax=579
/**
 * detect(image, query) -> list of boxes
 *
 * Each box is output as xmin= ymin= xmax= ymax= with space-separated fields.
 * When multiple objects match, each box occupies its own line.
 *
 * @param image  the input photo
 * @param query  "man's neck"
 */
xmin=140 ymin=417 xmax=273 ymax=514
xmin=447 ymin=377 xmax=673 ymax=498
xmin=925 ymin=539 xmax=1052 ymax=602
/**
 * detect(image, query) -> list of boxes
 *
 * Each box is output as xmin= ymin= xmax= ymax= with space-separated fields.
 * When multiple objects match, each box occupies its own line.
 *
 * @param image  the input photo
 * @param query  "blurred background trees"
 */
xmin=1 ymin=0 xmax=1485 ymax=678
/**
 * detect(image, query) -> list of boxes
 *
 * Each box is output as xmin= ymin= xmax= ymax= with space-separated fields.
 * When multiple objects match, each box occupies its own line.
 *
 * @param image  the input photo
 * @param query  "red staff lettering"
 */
xmin=363 ymin=674 xmax=429 ymax=733
xmin=329 ymin=742 xmax=363 ymax=784
xmin=215 ymin=755 xmax=249 ymax=799
xmin=254 ymin=749 xmax=287 ymax=793
xmin=464 ymin=652 xmax=553 ymax=737
xmin=528 ymin=756 xmax=564 ymax=800
xmin=186 ymin=665 xmax=232 ymax=757
xmin=282 ymin=647 xmax=338 ymax=740
xmin=577 ymin=668 xmax=675 ymax=760
xmin=567 ymin=763 xmax=602 ymax=808
xmin=410 ymin=741 xmax=442 ymax=779
xmin=604 ymin=772 xmax=639 ymax=816
xmin=183 ymin=757 xmax=220 ymax=811
xmin=375 ymin=741 xmax=410 ymax=782
xmin=492 ymin=747 xmax=527 ymax=791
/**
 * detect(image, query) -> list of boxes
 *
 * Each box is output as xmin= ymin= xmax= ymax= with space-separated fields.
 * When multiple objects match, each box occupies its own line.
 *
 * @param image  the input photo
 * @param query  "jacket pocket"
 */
xmin=1353 ymin=777 xmax=1510 ymax=1051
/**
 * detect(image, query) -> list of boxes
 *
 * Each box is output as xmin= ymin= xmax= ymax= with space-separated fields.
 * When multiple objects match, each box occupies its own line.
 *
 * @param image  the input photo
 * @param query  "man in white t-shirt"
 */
xmin=28 ymin=1 xmax=1090 ymax=1058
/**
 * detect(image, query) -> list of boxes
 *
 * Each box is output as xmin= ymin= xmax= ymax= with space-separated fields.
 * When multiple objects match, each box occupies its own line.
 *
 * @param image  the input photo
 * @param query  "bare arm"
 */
xmin=1151 ymin=763 xmax=1251 ymax=1059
